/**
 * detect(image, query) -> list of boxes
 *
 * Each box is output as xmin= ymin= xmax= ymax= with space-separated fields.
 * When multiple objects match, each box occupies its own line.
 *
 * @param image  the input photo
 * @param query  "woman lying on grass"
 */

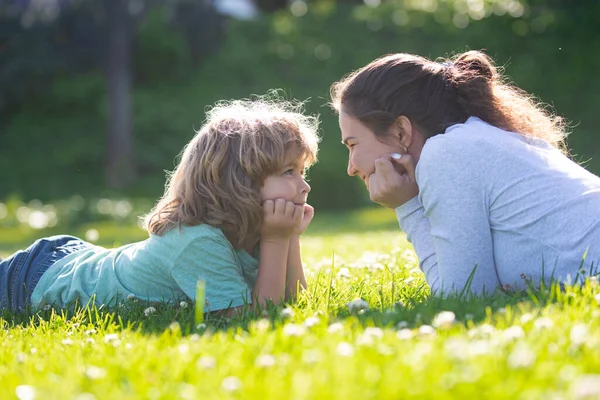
xmin=0 ymin=94 xmax=320 ymax=315
xmin=331 ymin=50 xmax=600 ymax=296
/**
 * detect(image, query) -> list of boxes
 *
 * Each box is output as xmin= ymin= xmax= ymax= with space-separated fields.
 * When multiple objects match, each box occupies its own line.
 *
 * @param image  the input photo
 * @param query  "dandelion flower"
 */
xmin=533 ymin=317 xmax=554 ymax=331
xmin=283 ymin=323 xmax=306 ymax=337
xmin=503 ymin=326 xmax=525 ymax=341
xmin=280 ymin=307 xmax=295 ymax=319
xmin=144 ymin=307 xmax=156 ymax=317
xmin=15 ymin=385 xmax=36 ymax=400
xmin=347 ymin=298 xmax=369 ymax=313
xmin=304 ymin=317 xmax=320 ymax=328
xmin=432 ymin=311 xmax=456 ymax=329
xmin=255 ymin=354 xmax=276 ymax=368
xmin=571 ymin=374 xmax=600 ymax=399
xmin=221 ymin=376 xmax=242 ymax=392
xmin=197 ymin=355 xmax=216 ymax=369
xmin=327 ymin=322 xmax=344 ymax=333
xmin=336 ymin=342 xmax=354 ymax=357
xmin=570 ymin=324 xmax=588 ymax=346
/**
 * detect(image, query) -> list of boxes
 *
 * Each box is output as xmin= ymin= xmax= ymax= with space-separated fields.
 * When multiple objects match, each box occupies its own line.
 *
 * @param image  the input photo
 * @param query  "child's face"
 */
xmin=260 ymin=154 xmax=311 ymax=205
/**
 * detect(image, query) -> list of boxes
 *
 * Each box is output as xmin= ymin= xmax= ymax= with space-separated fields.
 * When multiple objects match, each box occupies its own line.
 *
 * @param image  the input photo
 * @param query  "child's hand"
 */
xmin=368 ymin=153 xmax=419 ymax=208
xmin=261 ymin=199 xmax=303 ymax=242
xmin=293 ymin=204 xmax=314 ymax=236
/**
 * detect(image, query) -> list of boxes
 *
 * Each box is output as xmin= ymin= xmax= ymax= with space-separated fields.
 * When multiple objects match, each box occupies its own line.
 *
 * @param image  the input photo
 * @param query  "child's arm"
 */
xmin=252 ymin=198 xmax=303 ymax=307
xmin=285 ymin=204 xmax=313 ymax=300
xmin=284 ymin=235 xmax=307 ymax=300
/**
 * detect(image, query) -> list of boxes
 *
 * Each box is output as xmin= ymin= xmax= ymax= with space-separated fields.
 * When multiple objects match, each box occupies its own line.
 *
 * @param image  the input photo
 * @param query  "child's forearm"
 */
xmin=285 ymin=235 xmax=307 ymax=300
xmin=253 ymin=238 xmax=290 ymax=307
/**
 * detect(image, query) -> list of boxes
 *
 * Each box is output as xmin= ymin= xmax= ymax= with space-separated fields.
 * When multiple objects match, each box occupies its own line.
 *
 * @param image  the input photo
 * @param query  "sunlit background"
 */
xmin=1 ymin=0 xmax=599 ymax=249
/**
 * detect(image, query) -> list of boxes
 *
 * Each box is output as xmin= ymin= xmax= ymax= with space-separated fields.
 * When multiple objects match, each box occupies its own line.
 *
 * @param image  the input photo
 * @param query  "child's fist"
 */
xmin=261 ymin=199 xmax=303 ymax=241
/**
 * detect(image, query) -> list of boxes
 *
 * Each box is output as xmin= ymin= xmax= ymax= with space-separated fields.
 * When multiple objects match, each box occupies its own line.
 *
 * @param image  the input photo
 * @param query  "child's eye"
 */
xmin=284 ymin=169 xmax=294 ymax=175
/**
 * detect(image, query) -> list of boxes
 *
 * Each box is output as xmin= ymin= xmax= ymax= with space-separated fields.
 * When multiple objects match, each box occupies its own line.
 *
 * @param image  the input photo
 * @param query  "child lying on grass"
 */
xmin=0 ymin=93 xmax=320 ymax=316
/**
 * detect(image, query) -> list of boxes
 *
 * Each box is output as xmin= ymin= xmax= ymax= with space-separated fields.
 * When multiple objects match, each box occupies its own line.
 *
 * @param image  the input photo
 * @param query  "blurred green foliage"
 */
xmin=1 ymin=0 xmax=599 ymax=210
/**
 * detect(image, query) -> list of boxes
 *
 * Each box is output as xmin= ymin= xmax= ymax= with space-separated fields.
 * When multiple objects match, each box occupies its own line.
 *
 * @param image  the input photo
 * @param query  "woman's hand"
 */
xmin=368 ymin=153 xmax=419 ymax=208
xmin=292 ymin=204 xmax=314 ymax=236
xmin=261 ymin=199 xmax=304 ymax=242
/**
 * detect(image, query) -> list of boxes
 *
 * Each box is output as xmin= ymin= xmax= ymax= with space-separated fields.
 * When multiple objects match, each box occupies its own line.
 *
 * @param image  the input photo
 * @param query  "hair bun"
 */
xmin=453 ymin=50 xmax=496 ymax=80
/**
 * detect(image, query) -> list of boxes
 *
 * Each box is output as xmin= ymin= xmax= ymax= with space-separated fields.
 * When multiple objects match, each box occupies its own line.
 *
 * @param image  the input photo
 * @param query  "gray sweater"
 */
xmin=396 ymin=117 xmax=600 ymax=295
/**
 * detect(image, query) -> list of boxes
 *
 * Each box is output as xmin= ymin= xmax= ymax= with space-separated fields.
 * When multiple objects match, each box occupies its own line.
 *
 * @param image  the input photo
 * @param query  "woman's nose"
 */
xmin=347 ymin=158 xmax=357 ymax=176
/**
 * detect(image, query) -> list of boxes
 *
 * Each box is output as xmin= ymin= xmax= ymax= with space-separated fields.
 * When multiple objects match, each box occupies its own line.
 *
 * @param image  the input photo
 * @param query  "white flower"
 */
xmin=302 ymin=349 xmax=322 ymax=364
xmin=595 ymin=293 xmax=600 ymax=306
xmin=304 ymin=316 xmax=320 ymax=328
xmin=197 ymin=355 xmax=216 ymax=369
xmin=503 ymin=326 xmax=525 ymax=341
xmin=533 ymin=317 xmax=554 ymax=331
xmin=179 ymin=301 xmax=188 ymax=308
xmin=364 ymin=327 xmax=384 ymax=339
xmin=61 ymin=338 xmax=74 ymax=346
xmin=15 ymin=385 xmax=36 ymax=400
xmin=144 ymin=307 xmax=156 ymax=317
xmin=103 ymin=334 xmax=119 ymax=344
xmin=196 ymin=323 xmax=207 ymax=330
xmin=571 ymin=374 xmax=600 ymax=399
xmin=337 ymin=267 xmax=352 ymax=279
xmin=570 ymin=324 xmax=588 ymax=346
xmin=347 ymin=298 xmax=369 ymax=313
xmin=43 ymin=304 xmax=51 ymax=311
xmin=432 ymin=311 xmax=456 ymax=329
xmin=85 ymin=366 xmax=107 ymax=380
xmin=178 ymin=344 xmax=189 ymax=354
xmin=127 ymin=294 xmax=135 ymax=300
xmin=327 ymin=322 xmax=344 ymax=333
xmin=507 ymin=343 xmax=536 ymax=369
xmin=465 ymin=313 xmax=474 ymax=320
xmin=396 ymin=328 xmax=414 ymax=340
xmin=520 ymin=313 xmax=534 ymax=324
xmin=85 ymin=329 xmax=97 ymax=336
xmin=396 ymin=321 xmax=408 ymax=329
xmin=418 ymin=325 xmax=436 ymax=336
xmin=255 ymin=354 xmax=276 ymax=368
xmin=280 ymin=307 xmax=295 ymax=319
xmin=221 ymin=376 xmax=242 ymax=392
xmin=283 ymin=323 xmax=306 ymax=337
xmin=336 ymin=342 xmax=355 ymax=357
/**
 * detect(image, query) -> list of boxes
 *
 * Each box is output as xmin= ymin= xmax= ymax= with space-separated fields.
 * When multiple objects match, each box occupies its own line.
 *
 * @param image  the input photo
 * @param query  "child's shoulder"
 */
xmin=159 ymin=223 xmax=228 ymax=244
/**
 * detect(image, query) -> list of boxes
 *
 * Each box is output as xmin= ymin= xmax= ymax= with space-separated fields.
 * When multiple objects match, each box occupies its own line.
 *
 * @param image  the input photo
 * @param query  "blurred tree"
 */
xmin=0 ymin=0 xmax=225 ymax=189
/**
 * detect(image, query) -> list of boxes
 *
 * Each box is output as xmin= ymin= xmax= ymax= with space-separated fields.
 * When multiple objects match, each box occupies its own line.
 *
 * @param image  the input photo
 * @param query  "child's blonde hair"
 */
xmin=144 ymin=92 xmax=320 ymax=248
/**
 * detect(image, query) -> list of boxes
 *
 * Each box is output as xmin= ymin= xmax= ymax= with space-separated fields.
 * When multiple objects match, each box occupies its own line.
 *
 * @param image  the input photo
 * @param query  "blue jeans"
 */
xmin=0 ymin=235 xmax=92 ymax=311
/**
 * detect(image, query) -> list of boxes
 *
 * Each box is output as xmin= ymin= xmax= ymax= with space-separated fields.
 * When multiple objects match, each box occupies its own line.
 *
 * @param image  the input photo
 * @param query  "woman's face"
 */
xmin=339 ymin=112 xmax=402 ymax=189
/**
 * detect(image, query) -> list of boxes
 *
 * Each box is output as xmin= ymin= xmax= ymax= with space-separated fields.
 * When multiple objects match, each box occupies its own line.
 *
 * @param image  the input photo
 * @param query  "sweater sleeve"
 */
xmin=410 ymin=135 xmax=500 ymax=296
xmin=395 ymin=198 xmax=440 ymax=293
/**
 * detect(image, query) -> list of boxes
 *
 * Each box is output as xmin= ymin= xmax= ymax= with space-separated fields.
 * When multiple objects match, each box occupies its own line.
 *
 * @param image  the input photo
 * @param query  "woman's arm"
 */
xmin=416 ymin=136 xmax=499 ymax=295
xmin=395 ymin=198 xmax=440 ymax=292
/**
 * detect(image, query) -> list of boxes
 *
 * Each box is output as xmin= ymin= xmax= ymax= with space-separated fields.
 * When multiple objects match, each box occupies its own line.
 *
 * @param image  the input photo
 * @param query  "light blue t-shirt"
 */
xmin=31 ymin=224 xmax=259 ymax=311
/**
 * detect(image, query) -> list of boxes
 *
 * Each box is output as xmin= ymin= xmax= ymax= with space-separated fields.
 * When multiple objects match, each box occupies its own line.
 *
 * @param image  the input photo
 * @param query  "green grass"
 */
xmin=2 ymin=208 xmax=600 ymax=399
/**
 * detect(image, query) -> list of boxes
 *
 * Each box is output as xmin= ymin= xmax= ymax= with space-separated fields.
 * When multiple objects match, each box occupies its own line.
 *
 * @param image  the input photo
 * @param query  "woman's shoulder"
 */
xmin=421 ymin=117 xmax=522 ymax=165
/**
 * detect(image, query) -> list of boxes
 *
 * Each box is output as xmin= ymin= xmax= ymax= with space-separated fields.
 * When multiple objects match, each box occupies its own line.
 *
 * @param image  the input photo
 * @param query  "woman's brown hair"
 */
xmin=144 ymin=92 xmax=320 ymax=248
xmin=330 ymin=50 xmax=566 ymax=151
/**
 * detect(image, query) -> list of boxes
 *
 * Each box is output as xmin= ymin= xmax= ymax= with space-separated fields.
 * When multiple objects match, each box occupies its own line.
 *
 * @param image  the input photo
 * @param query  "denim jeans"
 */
xmin=0 ymin=235 xmax=92 ymax=311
